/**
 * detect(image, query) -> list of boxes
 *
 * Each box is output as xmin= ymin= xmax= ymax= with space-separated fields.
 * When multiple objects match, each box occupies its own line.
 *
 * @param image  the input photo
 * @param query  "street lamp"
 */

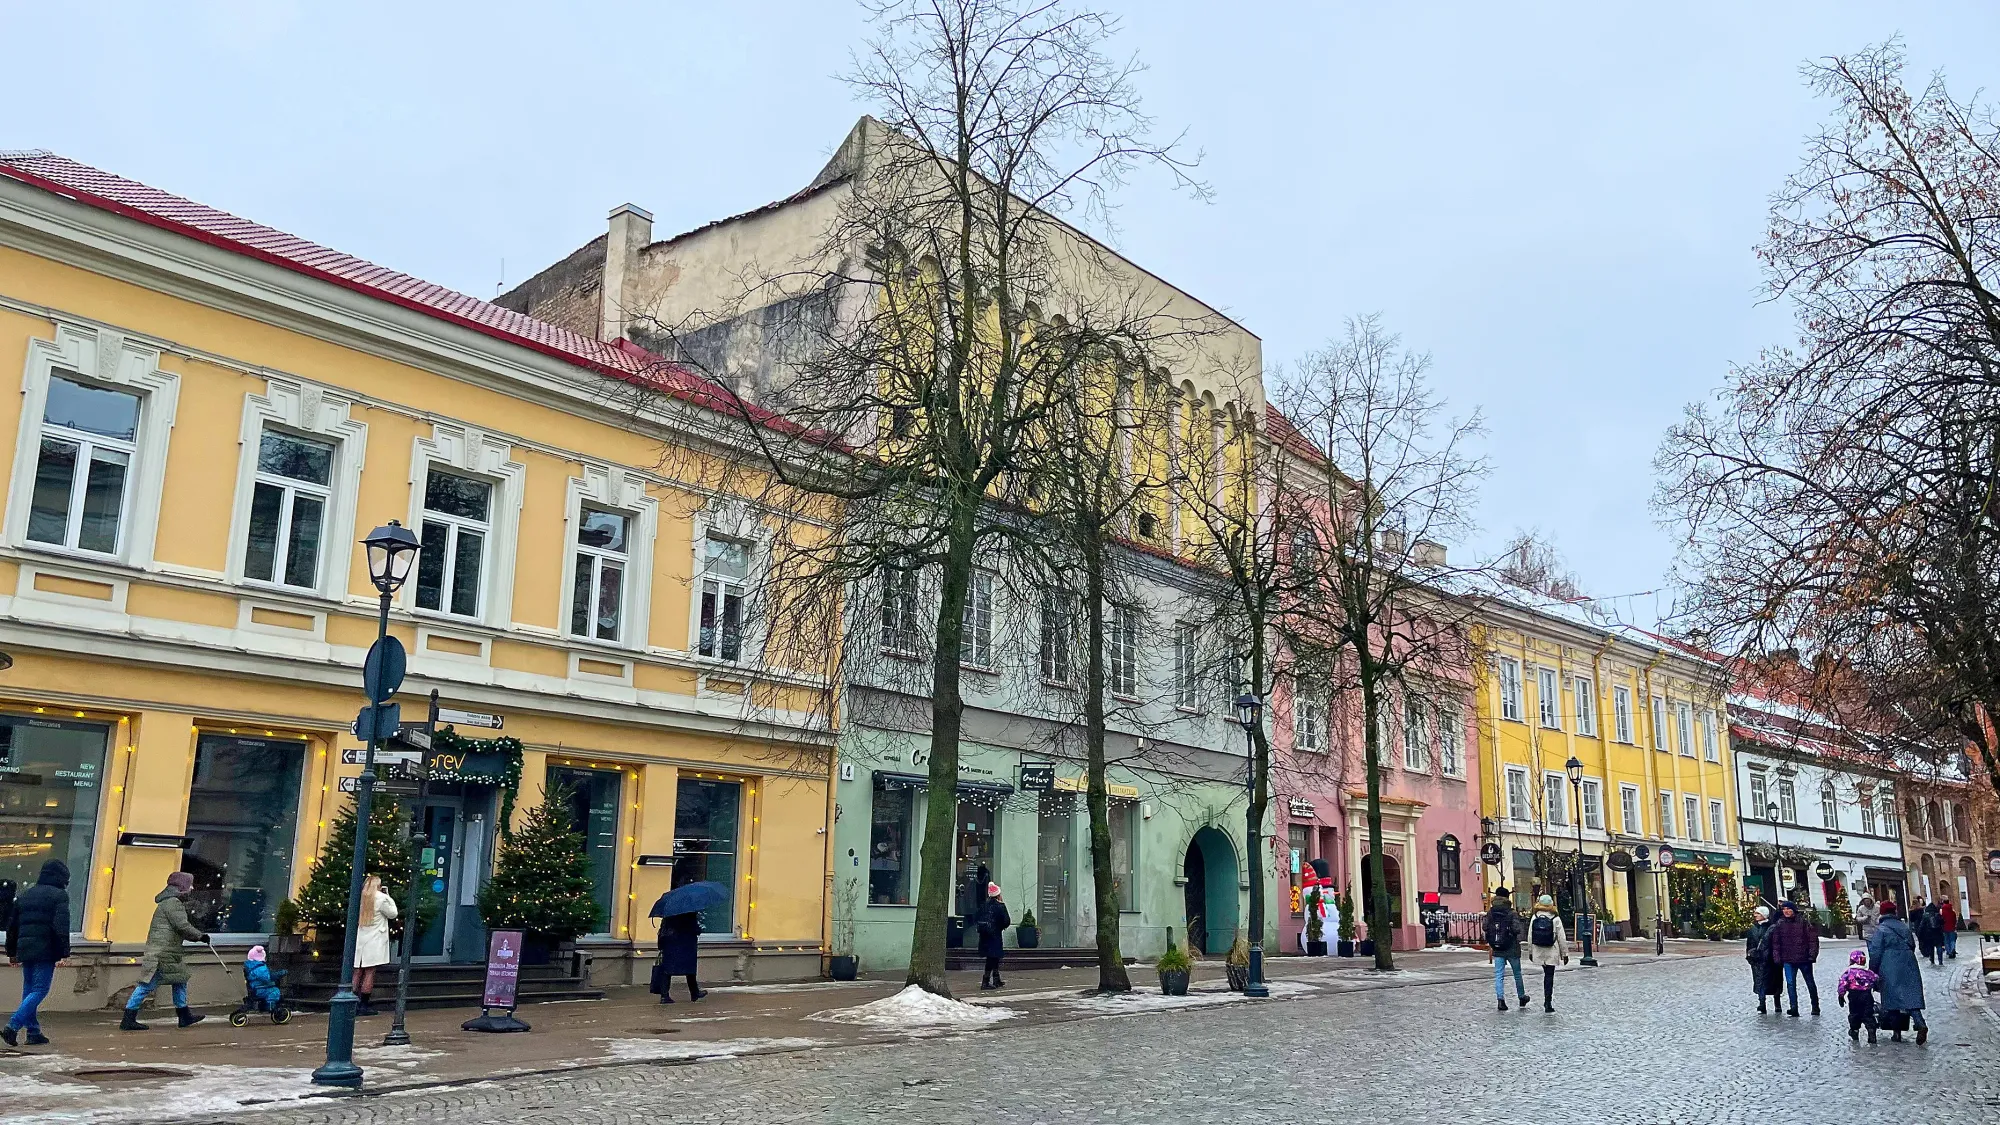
xmin=1564 ymin=756 xmax=1597 ymax=967
xmin=1766 ymin=800 xmax=1783 ymax=908
xmin=1234 ymin=691 xmax=1269 ymax=999
xmin=313 ymin=521 xmax=420 ymax=1089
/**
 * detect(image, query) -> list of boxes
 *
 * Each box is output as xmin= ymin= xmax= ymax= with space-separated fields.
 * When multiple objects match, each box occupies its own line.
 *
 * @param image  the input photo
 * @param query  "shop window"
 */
xmin=869 ymin=777 xmax=915 ymax=905
xmin=952 ymin=799 xmax=998 ymax=917
xmin=1286 ymin=823 xmax=1310 ymax=915
xmin=569 ymin=508 xmax=630 ymax=642
xmin=244 ymin=429 xmax=334 ymax=589
xmin=1111 ymin=800 xmax=1137 ymax=911
xmin=0 ymin=714 xmax=108 ymax=922
xmin=672 ymin=777 xmax=741 ymax=934
xmin=184 ymin=735 xmax=305 ymax=935
xmin=1437 ymin=834 xmax=1462 ymax=894
xmin=26 ymin=375 xmax=140 ymax=555
xmin=416 ymin=469 xmax=491 ymax=617
xmin=698 ymin=536 xmax=750 ymax=662
xmin=549 ymin=766 xmax=621 ymax=933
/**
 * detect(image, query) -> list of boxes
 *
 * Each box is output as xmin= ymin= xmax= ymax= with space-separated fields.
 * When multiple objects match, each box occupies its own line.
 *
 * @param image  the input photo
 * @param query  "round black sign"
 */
xmin=1480 ymin=842 xmax=1503 ymax=866
xmin=1814 ymin=861 xmax=1835 ymax=882
xmin=1607 ymin=850 xmax=1634 ymax=872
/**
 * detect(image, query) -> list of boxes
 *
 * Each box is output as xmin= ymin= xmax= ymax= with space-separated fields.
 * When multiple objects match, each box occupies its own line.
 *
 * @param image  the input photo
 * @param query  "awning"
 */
xmin=873 ymin=771 xmax=1015 ymax=798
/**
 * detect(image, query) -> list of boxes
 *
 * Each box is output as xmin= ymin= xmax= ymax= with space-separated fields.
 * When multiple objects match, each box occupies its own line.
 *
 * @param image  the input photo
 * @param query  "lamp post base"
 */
xmin=311 ymin=991 xmax=364 ymax=1088
xmin=380 ymin=1027 xmax=411 ymax=1047
xmin=1244 ymin=942 xmax=1270 ymax=998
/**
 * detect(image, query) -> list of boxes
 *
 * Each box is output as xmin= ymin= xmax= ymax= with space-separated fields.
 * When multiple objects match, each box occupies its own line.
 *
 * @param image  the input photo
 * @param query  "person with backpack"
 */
xmin=1484 ymin=887 xmax=1528 ymax=1011
xmin=1525 ymin=894 xmax=1569 ymax=1012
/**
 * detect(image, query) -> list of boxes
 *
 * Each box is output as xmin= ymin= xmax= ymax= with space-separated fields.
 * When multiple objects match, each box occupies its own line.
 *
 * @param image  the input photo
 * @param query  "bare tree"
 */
xmin=1657 ymin=41 xmax=2000 ymax=800
xmin=1275 ymin=315 xmax=1487 ymax=971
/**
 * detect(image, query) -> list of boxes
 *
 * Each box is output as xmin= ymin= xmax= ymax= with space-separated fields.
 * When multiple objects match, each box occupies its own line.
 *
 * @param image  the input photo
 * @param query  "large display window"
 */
xmin=0 ymin=714 xmax=109 ymax=924
xmin=183 ymin=734 xmax=305 ymax=935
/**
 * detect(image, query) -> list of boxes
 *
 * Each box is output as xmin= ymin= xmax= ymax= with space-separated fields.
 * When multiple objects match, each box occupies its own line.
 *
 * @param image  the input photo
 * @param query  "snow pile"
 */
xmin=808 ymin=984 xmax=1016 ymax=1027
xmin=1429 ymin=943 xmax=1476 ymax=953
xmin=593 ymin=1035 xmax=821 ymax=1062
xmin=3 ymin=1059 xmax=316 ymax=1125
xmin=1060 ymin=989 xmax=1244 ymax=1015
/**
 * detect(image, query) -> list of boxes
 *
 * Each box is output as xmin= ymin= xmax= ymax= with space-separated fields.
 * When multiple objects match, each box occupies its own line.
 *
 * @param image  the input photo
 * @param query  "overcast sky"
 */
xmin=7 ymin=2 xmax=1997 ymax=625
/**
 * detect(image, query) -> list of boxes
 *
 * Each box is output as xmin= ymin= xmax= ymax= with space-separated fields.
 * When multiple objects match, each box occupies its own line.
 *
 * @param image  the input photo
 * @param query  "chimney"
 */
xmin=1379 ymin=528 xmax=1407 ymax=558
xmin=1413 ymin=540 xmax=1447 ymax=568
xmin=600 ymin=202 xmax=654 ymax=343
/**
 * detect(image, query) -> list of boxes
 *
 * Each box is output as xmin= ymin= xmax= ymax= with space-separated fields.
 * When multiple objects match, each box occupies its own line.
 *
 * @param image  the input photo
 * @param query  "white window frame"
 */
xmin=559 ymin=465 xmax=657 ymax=650
xmin=1748 ymin=770 xmax=1769 ymax=821
xmin=415 ymin=468 xmax=495 ymax=620
xmin=1620 ymin=783 xmax=1640 ymax=835
xmin=1660 ymin=791 xmax=1676 ymax=838
xmin=1536 ymin=666 xmax=1561 ymax=729
xmin=1544 ymin=771 xmax=1569 ymax=827
xmin=1403 ymin=695 xmax=1427 ymax=772
xmin=1506 ymin=765 xmax=1532 ymax=822
xmin=1172 ymin=622 xmax=1202 ymax=712
xmin=1109 ymin=604 xmax=1140 ymax=698
xmin=568 ymin=505 xmax=631 ymax=642
xmin=880 ymin=567 xmax=923 ymax=656
xmin=1859 ymin=787 xmax=1879 ymax=835
xmin=1040 ymin=590 xmax=1076 ymax=686
xmin=7 ymin=323 xmax=179 ymax=567
xmin=961 ymin=568 xmax=995 ymax=668
xmin=696 ymin=534 xmax=752 ymax=663
xmin=1573 ymin=675 xmax=1597 ymax=737
xmin=1709 ymin=799 xmax=1726 ymax=844
xmin=224 ymin=378 xmax=368 ymax=600
xmin=1684 ymin=795 xmax=1701 ymax=842
xmin=1882 ymin=793 xmax=1899 ymax=836
xmin=1820 ymin=781 xmax=1840 ymax=831
xmin=1651 ymin=695 xmax=1668 ymax=751
xmin=1777 ymin=775 xmax=1797 ymax=824
xmin=1498 ymin=657 xmax=1523 ymax=722
xmin=1435 ymin=703 xmax=1463 ymax=776
xmin=1612 ymin=685 xmax=1633 ymax=744
xmin=407 ymin=424 xmax=525 ymax=628
xmin=242 ymin=428 xmax=336 ymax=591
xmin=1675 ymin=701 xmax=1695 ymax=757
xmin=1701 ymin=709 xmax=1719 ymax=762
xmin=1580 ymin=777 xmax=1604 ymax=831
xmin=1294 ymin=688 xmax=1327 ymax=753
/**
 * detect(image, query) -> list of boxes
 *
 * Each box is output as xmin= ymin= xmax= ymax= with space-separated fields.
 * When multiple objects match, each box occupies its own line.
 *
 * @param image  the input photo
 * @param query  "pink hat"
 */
xmin=247 ymin=945 xmax=267 ymax=962
xmin=987 ymin=882 xmax=1002 ymax=898
xmin=1849 ymin=949 xmax=1867 ymax=965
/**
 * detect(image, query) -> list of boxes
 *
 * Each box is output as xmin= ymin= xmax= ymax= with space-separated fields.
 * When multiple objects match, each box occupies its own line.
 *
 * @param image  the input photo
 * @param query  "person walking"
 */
xmin=1525 ymin=894 xmax=1569 ymax=1013
xmin=1939 ymin=897 xmax=1959 ymax=960
xmin=1916 ymin=899 xmax=1945 ymax=966
xmin=351 ymin=874 xmax=399 ymax=1016
xmin=1854 ymin=895 xmax=1881 ymax=944
xmin=653 ymin=909 xmax=705 ymax=1003
xmin=3 ymin=860 xmax=69 ymax=1047
xmin=1745 ymin=905 xmax=1784 ymax=1014
xmin=1769 ymin=899 xmax=1821 ymax=1016
xmin=121 ymin=872 xmax=208 ymax=1031
xmin=1869 ymin=900 xmax=1928 ymax=1044
xmin=1909 ymin=896 xmax=1936 ymax=964
xmin=1483 ymin=887 xmax=1529 ymax=1012
xmin=975 ymin=882 xmax=1011 ymax=990
xmin=1835 ymin=948 xmax=1880 ymax=1044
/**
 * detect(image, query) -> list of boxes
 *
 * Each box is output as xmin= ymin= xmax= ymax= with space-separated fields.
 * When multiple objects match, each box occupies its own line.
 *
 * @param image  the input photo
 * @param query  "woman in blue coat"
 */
xmin=1868 ymin=900 xmax=1927 ymax=1044
xmin=975 ymin=882 xmax=1011 ymax=991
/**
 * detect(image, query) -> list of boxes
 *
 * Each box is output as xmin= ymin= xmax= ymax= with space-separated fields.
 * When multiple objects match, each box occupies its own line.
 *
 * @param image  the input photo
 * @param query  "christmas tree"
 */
xmin=478 ymin=786 xmax=603 ymax=941
xmin=297 ymin=794 xmax=416 ymax=933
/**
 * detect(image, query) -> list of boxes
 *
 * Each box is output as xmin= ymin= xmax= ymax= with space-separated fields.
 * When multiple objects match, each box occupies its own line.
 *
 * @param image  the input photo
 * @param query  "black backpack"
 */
xmin=1531 ymin=913 xmax=1557 ymax=947
xmin=1484 ymin=909 xmax=1518 ymax=950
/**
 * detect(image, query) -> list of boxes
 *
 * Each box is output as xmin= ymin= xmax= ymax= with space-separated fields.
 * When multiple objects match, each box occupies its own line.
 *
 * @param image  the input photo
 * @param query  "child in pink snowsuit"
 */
xmin=1836 ymin=948 xmax=1880 ymax=1043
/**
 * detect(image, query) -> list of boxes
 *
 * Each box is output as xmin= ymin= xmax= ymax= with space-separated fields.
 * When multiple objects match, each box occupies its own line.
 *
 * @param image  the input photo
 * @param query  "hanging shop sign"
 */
xmin=1606 ymin=850 xmax=1634 ymax=872
xmin=1287 ymin=799 xmax=1317 ymax=820
xmin=1480 ymin=841 xmax=1503 ymax=866
xmin=1019 ymin=764 xmax=1055 ymax=792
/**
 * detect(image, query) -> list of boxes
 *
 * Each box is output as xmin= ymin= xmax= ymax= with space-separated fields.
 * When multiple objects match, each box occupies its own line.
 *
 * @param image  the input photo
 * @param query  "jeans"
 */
xmin=126 ymin=971 xmax=188 ymax=1011
xmin=1493 ymin=954 xmax=1524 ymax=999
xmin=1782 ymin=963 xmax=1818 ymax=1011
xmin=1945 ymin=929 xmax=1959 ymax=957
xmin=8 ymin=960 xmax=55 ymax=1032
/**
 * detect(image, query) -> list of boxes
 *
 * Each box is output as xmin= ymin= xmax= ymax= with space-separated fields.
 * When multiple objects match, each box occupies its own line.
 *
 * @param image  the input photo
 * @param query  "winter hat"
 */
xmin=166 ymin=871 xmax=195 ymax=893
xmin=1778 ymin=900 xmax=1798 ymax=916
xmin=1753 ymin=905 xmax=1770 ymax=920
xmin=247 ymin=945 xmax=267 ymax=963
xmin=1879 ymin=901 xmax=1901 ymax=918
xmin=1493 ymin=886 xmax=1512 ymax=900
xmin=987 ymin=882 xmax=1002 ymax=898
xmin=1848 ymin=949 xmax=1867 ymax=965
xmin=1535 ymin=894 xmax=1555 ymax=909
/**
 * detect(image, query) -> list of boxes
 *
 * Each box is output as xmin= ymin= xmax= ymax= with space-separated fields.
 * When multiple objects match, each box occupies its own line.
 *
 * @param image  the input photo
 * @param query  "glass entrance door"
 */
xmin=1037 ymin=795 xmax=1073 ymax=947
xmin=414 ymin=800 xmax=459 ymax=958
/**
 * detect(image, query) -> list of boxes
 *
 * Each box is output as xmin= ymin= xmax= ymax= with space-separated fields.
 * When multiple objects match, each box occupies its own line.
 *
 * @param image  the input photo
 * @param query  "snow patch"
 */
xmin=963 ymin=988 xmax=1079 ymax=1005
xmin=0 ymin=1056 xmax=316 ymax=1125
xmin=713 ymin=979 xmax=883 ymax=994
xmin=1059 ymin=989 xmax=1245 ymax=1015
xmin=591 ymin=1035 xmax=821 ymax=1061
xmin=808 ymin=984 xmax=1017 ymax=1027
xmin=353 ymin=1044 xmax=447 ymax=1070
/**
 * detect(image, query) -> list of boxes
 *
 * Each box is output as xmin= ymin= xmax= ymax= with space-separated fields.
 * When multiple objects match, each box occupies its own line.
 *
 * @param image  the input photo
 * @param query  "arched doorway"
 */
xmin=1361 ymin=852 xmax=1404 ymax=940
xmin=1182 ymin=827 xmax=1240 ymax=955
xmin=1960 ymin=856 xmax=1981 ymax=918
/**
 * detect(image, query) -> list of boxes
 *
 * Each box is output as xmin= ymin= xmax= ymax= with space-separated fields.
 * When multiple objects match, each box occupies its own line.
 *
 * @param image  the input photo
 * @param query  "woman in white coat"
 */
xmin=352 ymin=875 xmax=399 ymax=1016
xmin=1524 ymin=894 xmax=1569 ymax=1013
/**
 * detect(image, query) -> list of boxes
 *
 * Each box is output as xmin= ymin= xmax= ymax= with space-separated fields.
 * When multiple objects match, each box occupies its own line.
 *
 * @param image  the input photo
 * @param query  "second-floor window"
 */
xmin=1506 ymin=766 xmax=1531 ymax=821
xmin=416 ymin=470 xmax=491 ymax=617
xmin=1173 ymin=623 xmax=1202 ymax=711
xmin=1749 ymin=771 xmax=1769 ymax=819
xmin=1620 ymin=784 xmax=1640 ymax=834
xmin=1820 ymin=782 xmax=1840 ymax=830
xmin=1882 ymin=794 xmax=1900 ymax=835
xmin=27 ymin=375 xmax=140 ymax=556
xmin=1652 ymin=696 xmax=1667 ymax=750
xmin=1612 ymin=685 xmax=1633 ymax=744
xmin=1109 ymin=604 xmax=1140 ymax=697
xmin=1701 ymin=710 xmax=1719 ymax=762
xmin=1039 ymin=591 xmax=1075 ymax=685
xmin=1581 ymin=778 xmax=1604 ymax=831
xmin=1544 ymin=773 xmax=1568 ymax=827
xmin=1777 ymin=776 xmax=1797 ymax=824
xmin=1498 ymin=657 xmax=1523 ymax=721
xmin=880 ymin=568 xmax=922 ymax=656
xmin=1435 ymin=703 xmax=1463 ymax=775
xmin=244 ymin=428 xmax=334 ymax=589
xmin=698 ymin=535 xmax=750 ymax=662
xmin=1709 ymin=800 xmax=1726 ymax=844
xmin=1859 ymin=788 xmax=1878 ymax=834
xmin=1403 ymin=696 xmax=1427 ymax=771
xmin=961 ymin=569 xmax=994 ymax=667
xmin=1660 ymin=791 xmax=1675 ymax=837
xmin=1573 ymin=676 xmax=1597 ymax=736
xmin=1676 ymin=702 xmax=1695 ymax=757
xmin=1294 ymin=690 xmax=1326 ymax=752
xmin=1537 ymin=667 xmax=1561 ymax=729
xmin=1684 ymin=795 xmax=1701 ymax=841
xmin=569 ymin=507 xmax=629 ymax=641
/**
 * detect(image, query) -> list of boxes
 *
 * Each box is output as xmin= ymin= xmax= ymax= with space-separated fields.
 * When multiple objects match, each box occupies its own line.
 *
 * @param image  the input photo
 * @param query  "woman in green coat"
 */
xmin=120 ymin=873 xmax=209 ymax=1031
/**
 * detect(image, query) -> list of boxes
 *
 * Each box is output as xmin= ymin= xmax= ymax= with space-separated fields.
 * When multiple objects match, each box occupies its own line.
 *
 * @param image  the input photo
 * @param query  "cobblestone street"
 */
xmin=137 ymin=949 xmax=2000 ymax=1125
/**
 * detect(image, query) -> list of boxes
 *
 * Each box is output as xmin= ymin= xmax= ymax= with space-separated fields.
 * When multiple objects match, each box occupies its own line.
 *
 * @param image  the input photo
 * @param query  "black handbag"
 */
xmin=649 ymin=961 xmax=667 ymax=995
xmin=1877 ymin=1009 xmax=1910 ymax=1032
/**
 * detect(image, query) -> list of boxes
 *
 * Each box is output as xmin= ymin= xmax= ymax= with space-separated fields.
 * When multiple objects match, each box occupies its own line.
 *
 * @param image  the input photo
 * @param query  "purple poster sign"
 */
xmin=482 ymin=929 xmax=524 ymax=1008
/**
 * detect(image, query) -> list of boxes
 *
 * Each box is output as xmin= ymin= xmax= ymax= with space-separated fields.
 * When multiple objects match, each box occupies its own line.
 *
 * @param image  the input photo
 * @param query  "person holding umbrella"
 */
xmin=650 ymin=880 xmax=726 ymax=1003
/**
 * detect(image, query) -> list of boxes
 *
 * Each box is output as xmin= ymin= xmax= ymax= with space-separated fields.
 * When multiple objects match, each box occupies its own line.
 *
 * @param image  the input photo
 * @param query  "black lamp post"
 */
xmin=1766 ymin=800 xmax=1783 ymax=907
xmin=1565 ymin=756 xmax=1597 ymax=967
xmin=312 ymin=521 xmax=420 ymax=1089
xmin=1235 ymin=691 xmax=1269 ymax=998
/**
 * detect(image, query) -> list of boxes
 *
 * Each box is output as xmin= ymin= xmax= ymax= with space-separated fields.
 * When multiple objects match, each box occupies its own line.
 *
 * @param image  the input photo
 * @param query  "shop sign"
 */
xmin=1606 ymin=850 xmax=1633 ymax=872
xmin=1814 ymin=861 xmax=1836 ymax=882
xmin=427 ymin=746 xmax=511 ymax=784
xmin=1988 ymin=850 xmax=2000 ymax=875
xmin=1287 ymin=799 xmax=1316 ymax=819
xmin=1480 ymin=841 xmax=1503 ymax=866
xmin=1019 ymin=764 xmax=1055 ymax=792
xmin=1052 ymin=775 xmax=1139 ymax=799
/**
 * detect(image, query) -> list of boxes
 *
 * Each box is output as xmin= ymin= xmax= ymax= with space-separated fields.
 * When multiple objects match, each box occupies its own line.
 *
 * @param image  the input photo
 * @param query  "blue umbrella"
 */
xmin=650 ymin=880 xmax=729 ymax=919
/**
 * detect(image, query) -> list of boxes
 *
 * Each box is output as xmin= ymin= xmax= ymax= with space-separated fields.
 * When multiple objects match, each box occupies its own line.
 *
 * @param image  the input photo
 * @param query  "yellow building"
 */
xmin=1472 ymin=594 xmax=1739 ymax=939
xmin=0 ymin=153 xmax=833 ymax=1011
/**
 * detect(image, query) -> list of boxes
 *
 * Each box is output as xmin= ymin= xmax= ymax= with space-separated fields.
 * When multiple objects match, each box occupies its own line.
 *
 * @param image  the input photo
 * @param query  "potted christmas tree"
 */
xmin=295 ymin=795 xmax=422 ymax=957
xmin=478 ymin=788 xmax=603 ymax=965
xmin=1016 ymin=909 xmax=1041 ymax=949
xmin=1156 ymin=941 xmax=1192 ymax=996
xmin=1336 ymin=885 xmax=1357 ymax=958
xmin=1305 ymin=887 xmax=1329 ymax=957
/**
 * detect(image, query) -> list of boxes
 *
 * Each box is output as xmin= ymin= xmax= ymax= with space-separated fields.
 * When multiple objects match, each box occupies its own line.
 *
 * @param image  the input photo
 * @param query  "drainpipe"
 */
xmin=821 ymin=741 xmax=840 ymax=977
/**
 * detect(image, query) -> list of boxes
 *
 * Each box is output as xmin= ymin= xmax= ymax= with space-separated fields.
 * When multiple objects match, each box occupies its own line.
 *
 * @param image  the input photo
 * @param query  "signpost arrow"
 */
xmin=436 ymin=706 xmax=503 ymax=730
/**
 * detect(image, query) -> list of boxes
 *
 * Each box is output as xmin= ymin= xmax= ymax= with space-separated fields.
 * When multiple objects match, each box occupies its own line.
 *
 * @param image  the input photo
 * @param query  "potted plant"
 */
xmin=1016 ymin=909 xmax=1041 ymax=949
xmin=1225 ymin=937 xmax=1250 ymax=991
xmin=1304 ymin=887 xmax=1328 ymax=957
xmin=1156 ymin=942 xmax=1193 ymax=996
xmin=269 ymin=898 xmax=305 ymax=956
xmin=1336 ymin=885 xmax=1357 ymax=958
xmin=829 ymin=877 xmax=859 ymax=981
xmin=478 ymin=787 xmax=603 ymax=965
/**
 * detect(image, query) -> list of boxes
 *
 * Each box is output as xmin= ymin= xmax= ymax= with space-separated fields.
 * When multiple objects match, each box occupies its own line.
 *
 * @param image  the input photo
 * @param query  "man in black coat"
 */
xmin=4 ymin=860 xmax=70 ymax=1046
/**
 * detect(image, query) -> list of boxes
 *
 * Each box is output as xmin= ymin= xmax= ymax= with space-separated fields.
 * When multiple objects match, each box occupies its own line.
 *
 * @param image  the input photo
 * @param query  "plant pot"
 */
xmin=828 ymin=954 xmax=859 ymax=981
xmin=521 ymin=933 xmax=552 ymax=966
xmin=1357 ymin=939 xmax=1376 ymax=956
xmin=268 ymin=933 xmax=305 ymax=956
xmin=1159 ymin=969 xmax=1189 ymax=996
xmin=1225 ymin=963 xmax=1248 ymax=991
xmin=1336 ymin=940 xmax=1355 ymax=958
xmin=1016 ymin=926 xmax=1041 ymax=949
xmin=1305 ymin=940 xmax=1328 ymax=958
xmin=946 ymin=917 xmax=967 ymax=949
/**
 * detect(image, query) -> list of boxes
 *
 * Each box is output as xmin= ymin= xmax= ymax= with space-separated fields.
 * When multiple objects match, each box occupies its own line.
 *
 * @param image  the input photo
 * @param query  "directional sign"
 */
xmin=437 ymin=707 xmax=503 ymax=730
xmin=339 ymin=774 xmax=419 ymax=796
xmin=341 ymin=747 xmax=422 ymax=767
xmin=362 ymin=636 xmax=408 ymax=704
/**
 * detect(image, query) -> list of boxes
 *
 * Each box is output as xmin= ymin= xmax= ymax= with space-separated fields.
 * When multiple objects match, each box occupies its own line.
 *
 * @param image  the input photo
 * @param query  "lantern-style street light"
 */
xmin=1234 ymin=691 xmax=1269 ymax=998
xmin=1564 ymin=756 xmax=1597 ymax=967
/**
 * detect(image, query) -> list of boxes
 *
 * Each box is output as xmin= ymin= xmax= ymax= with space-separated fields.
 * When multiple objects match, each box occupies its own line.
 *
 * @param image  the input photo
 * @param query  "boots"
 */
xmin=1866 ymin=1026 xmax=1877 ymax=1044
xmin=1848 ymin=1024 xmax=1859 ymax=1041
xmin=1497 ymin=997 xmax=1508 ymax=1012
xmin=1916 ymin=1026 xmax=1928 ymax=1045
xmin=176 ymin=1007 xmax=205 ymax=1029
xmin=1811 ymin=1001 xmax=1821 ymax=1016
xmin=120 ymin=1010 xmax=148 ymax=1031
xmin=1758 ymin=999 xmax=1767 ymax=1014
xmin=355 ymin=992 xmax=377 ymax=1017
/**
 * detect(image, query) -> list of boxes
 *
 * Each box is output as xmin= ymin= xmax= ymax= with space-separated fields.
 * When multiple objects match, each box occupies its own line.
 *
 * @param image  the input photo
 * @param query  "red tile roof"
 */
xmin=0 ymin=149 xmax=759 ymax=419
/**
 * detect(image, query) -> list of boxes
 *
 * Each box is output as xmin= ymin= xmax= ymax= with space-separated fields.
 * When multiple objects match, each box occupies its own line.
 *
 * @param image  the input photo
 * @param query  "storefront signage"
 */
xmin=460 ymin=929 xmax=531 ymax=1034
xmin=1480 ymin=841 xmax=1503 ymax=866
xmin=426 ymin=746 xmax=511 ymax=784
xmin=1606 ymin=850 xmax=1633 ymax=872
xmin=1287 ymin=799 xmax=1316 ymax=819
xmin=1019 ymin=764 xmax=1055 ymax=792
xmin=1052 ymin=776 xmax=1140 ymax=799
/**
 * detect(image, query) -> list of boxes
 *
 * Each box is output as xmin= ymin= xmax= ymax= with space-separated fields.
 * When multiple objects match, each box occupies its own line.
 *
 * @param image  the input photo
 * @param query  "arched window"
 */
xmin=1437 ymin=835 xmax=1462 ymax=895
xmin=1925 ymin=800 xmax=1944 ymax=842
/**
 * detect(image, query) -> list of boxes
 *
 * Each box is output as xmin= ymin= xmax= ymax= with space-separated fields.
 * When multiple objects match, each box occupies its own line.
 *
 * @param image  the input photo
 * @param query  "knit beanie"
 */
xmin=166 ymin=871 xmax=194 ymax=893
